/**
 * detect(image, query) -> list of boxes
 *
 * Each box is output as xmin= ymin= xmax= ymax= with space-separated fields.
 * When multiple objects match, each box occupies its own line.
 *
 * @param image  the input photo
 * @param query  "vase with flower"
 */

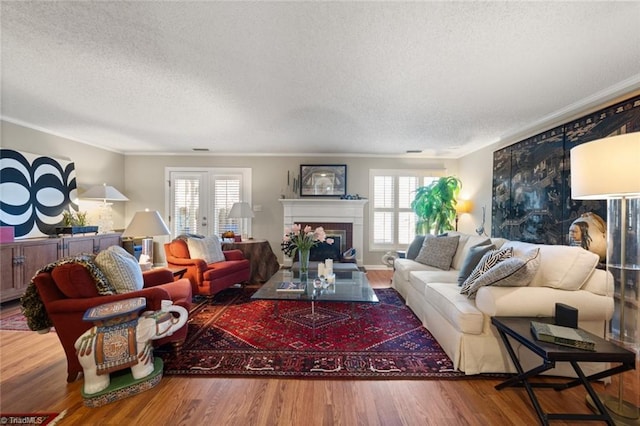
xmin=281 ymin=224 xmax=333 ymax=275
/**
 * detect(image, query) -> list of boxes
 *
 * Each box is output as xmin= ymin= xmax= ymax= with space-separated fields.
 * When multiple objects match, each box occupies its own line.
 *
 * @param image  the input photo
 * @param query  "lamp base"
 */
xmin=141 ymin=238 xmax=154 ymax=265
xmin=586 ymin=394 xmax=640 ymax=424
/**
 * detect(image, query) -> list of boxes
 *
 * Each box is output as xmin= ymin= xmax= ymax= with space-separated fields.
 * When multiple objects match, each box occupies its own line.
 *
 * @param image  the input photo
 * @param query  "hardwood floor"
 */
xmin=1 ymin=269 xmax=634 ymax=425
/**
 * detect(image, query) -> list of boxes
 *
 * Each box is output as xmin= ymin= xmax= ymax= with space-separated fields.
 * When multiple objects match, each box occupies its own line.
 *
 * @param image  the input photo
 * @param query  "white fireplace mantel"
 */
xmin=279 ymin=198 xmax=368 ymax=266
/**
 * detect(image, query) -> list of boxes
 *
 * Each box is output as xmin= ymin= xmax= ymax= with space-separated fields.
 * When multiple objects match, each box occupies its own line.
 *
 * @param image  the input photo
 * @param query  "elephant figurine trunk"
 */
xmin=75 ymin=299 xmax=188 ymax=395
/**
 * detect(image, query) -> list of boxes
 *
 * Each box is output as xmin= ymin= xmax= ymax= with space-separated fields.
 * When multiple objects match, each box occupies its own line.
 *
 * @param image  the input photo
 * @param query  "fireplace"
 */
xmin=280 ymin=199 xmax=368 ymax=266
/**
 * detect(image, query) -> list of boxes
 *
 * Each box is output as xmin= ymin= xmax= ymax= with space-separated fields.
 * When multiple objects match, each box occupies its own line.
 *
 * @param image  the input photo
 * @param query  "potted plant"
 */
xmin=411 ymin=176 xmax=462 ymax=235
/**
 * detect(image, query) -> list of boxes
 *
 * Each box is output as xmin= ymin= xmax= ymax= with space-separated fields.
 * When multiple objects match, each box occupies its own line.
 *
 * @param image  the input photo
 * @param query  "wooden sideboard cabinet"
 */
xmin=61 ymin=233 xmax=121 ymax=256
xmin=1 ymin=238 xmax=60 ymax=303
xmin=0 ymin=233 xmax=122 ymax=303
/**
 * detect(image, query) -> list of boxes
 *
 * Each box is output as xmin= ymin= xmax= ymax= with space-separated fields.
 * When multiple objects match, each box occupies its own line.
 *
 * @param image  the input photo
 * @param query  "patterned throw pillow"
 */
xmin=462 ymin=248 xmax=540 ymax=297
xmin=414 ymin=235 xmax=460 ymax=270
xmin=457 ymin=243 xmax=495 ymax=286
xmin=460 ymin=247 xmax=513 ymax=295
xmin=95 ymin=246 xmax=144 ymax=294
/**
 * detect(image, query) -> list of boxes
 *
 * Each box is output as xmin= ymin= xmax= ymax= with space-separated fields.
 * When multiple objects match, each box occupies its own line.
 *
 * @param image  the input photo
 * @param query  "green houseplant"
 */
xmin=411 ymin=176 xmax=462 ymax=235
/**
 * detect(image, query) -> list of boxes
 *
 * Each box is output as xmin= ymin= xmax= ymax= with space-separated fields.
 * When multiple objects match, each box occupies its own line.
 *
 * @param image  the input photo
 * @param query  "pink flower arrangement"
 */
xmin=281 ymin=224 xmax=333 ymax=257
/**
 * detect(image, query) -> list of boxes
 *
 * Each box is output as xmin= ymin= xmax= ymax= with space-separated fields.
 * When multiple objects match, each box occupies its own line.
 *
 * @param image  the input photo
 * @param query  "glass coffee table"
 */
xmin=251 ymin=269 xmax=379 ymax=338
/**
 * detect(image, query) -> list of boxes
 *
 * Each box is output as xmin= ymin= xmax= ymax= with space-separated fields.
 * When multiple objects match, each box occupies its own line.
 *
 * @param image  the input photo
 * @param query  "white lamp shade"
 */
xmin=228 ymin=202 xmax=254 ymax=218
xmin=570 ymin=132 xmax=640 ymax=199
xmin=121 ymin=210 xmax=170 ymax=238
xmin=82 ymin=183 xmax=129 ymax=201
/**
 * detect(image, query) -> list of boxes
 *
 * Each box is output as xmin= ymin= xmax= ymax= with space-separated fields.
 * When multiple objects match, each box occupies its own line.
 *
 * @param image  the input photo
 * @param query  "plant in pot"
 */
xmin=411 ymin=176 xmax=462 ymax=235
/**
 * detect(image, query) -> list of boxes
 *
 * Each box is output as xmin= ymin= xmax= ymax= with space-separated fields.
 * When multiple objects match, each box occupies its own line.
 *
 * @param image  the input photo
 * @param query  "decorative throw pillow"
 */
xmin=414 ymin=235 xmax=460 ymax=270
xmin=95 ymin=246 xmax=144 ymax=294
xmin=406 ymin=235 xmax=426 ymax=260
xmin=187 ymin=235 xmax=225 ymax=264
xmin=457 ymin=243 xmax=496 ymax=286
xmin=51 ymin=263 xmax=101 ymax=298
xmin=460 ymin=247 xmax=513 ymax=295
xmin=462 ymin=248 xmax=540 ymax=297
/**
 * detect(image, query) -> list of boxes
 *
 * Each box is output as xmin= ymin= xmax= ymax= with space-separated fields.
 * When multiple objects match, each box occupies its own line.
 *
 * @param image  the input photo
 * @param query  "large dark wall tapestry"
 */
xmin=492 ymin=94 xmax=640 ymax=245
xmin=0 ymin=150 xmax=77 ymax=239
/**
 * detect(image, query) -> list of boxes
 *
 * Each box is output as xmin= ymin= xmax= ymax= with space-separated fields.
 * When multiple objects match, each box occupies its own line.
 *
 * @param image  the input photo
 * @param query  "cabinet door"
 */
xmin=22 ymin=240 xmax=59 ymax=285
xmin=96 ymin=234 xmax=121 ymax=252
xmin=0 ymin=245 xmax=20 ymax=302
xmin=64 ymin=236 xmax=96 ymax=256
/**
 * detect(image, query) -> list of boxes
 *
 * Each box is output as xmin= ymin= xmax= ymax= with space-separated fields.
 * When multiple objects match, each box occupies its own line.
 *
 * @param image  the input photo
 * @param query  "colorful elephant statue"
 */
xmin=75 ymin=300 xmax=188 ymax=394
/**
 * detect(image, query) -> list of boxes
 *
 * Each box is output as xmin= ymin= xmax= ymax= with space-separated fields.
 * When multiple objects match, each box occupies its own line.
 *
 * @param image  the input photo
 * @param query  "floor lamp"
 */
xmin=121 ymin=210 xmax=171 ymax=267
xmin=455 ymin=199 xmax=472 ymax=231
xmin=571 ymin=132 xmax=640 ymax=422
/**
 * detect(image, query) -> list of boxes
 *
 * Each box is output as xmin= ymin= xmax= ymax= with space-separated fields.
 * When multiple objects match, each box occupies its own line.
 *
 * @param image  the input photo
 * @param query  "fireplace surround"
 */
xmin=280 ymin=199 xmax=368 ymax=267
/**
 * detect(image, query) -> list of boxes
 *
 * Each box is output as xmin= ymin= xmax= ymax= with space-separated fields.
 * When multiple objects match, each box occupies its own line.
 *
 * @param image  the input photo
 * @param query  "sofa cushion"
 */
xmin=457 ymin=243 xmax=495 ymax=286
xmin=462 ymin=248 xmax=540 ymax=297
xmin=187 ymin=235 xmax=225 ymax=264
xmin=95 ymin=246 xmax=144 ymax=294
xmin=406 ymin=235 xmax=426 ymax=260
xmin=409 ymin=269 xmax=460 ymax=297
xmin=202 ymin=259 xmax=251 ymax=281
xmin=51 ymin=263 xmax=101 ymax=298
xmin=460 ymin=247 xmax=513 ymax=295
xmin=503 ymin=241 xmax=598 ymax=290
xmin=425 ymin=283 xmax=485 ymax=335
xmin=415 ymin=235 xmax=460 ymax=270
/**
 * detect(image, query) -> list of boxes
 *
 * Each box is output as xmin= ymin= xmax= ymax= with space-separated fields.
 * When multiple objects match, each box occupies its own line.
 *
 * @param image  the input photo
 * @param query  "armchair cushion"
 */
xmin=95 ymin=245 xmax=144 ymax=293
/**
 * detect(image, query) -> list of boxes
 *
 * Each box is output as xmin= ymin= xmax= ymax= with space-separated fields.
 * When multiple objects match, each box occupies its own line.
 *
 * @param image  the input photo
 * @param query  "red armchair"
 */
xmin=164 ymin=239 xmax=250 ymax=297
xmin=32 ymin=267 xmax=192 ymax=383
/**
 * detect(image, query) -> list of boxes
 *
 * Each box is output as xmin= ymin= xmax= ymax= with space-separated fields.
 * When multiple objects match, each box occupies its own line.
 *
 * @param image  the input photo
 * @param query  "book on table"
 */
xmin=530 ymin=321 xmax=596 ymax=351
xmin=276 ymin=281 xmax=306 ymax=293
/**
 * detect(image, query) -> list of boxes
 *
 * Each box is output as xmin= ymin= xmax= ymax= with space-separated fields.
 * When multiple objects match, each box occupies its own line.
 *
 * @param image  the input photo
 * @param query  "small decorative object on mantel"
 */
xmin=340 ymin=194 xmax=364 ymax=200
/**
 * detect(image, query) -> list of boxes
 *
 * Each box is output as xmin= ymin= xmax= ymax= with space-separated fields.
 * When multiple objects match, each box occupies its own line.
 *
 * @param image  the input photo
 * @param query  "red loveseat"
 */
xmin=32 ymin=267 xmax=192 ymax=382
xmin=164 ymin=238 xmax=251 ymax=297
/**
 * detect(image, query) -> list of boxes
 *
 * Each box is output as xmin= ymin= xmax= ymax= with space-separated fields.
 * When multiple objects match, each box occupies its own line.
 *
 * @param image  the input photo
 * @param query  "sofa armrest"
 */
xmin=475 ymin=286 xmax=614 ymax=321
xmin=143 ymin=268 xmax=174 ymax=286
xmin=223 ymin=249 xmax=245 ymax=261
xmin=44 ymin=286 xmax=172 ymax=315
xmin=166 ymin=256 xmax=207 ymax=269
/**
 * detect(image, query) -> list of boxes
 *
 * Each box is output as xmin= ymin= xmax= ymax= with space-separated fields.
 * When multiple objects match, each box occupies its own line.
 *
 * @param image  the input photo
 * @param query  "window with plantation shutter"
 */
xmin=167 ymin=168 xmax=251 ymax=238
xmin=369 ymin=169 xmax=442 ymax=250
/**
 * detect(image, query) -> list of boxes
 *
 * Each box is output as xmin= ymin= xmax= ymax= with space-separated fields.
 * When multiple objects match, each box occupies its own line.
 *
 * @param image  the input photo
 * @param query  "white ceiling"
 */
xmin=2 ymin=1 xmax=640 ymax=158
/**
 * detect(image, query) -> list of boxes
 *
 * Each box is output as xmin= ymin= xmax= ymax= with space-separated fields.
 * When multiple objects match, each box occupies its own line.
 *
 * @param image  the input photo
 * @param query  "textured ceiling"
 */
xmin=2 ymin=1 xmax=640 ymax=157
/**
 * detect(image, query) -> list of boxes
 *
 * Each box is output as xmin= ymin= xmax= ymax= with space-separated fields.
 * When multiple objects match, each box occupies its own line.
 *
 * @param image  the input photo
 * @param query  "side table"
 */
xmin=492 ymin=316 xmax=636 ymax=425
xmin=222 ymin=239 xmax=280 ymax=283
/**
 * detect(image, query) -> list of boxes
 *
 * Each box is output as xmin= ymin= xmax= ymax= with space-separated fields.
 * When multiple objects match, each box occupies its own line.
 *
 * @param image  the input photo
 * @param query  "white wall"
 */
xmin=1 ymin=121 xmax=128 ymax=230
xmin=125 ymin=154 xmax=459 ymax=266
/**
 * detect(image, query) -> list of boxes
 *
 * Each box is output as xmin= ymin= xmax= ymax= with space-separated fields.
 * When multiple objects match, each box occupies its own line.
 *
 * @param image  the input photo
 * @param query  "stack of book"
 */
xmin=530 ymin=321 xmax=596 ymax=351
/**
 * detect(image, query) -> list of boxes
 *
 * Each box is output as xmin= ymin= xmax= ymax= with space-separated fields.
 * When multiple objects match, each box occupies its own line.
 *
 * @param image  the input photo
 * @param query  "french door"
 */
xmin=166 ymin=168 xmax=251 ymax=238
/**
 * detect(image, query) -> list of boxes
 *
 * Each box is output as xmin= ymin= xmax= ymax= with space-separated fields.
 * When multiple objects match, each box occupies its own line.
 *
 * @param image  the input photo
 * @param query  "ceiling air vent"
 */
xmin=192 ymin=148 xmax=210 ymax=152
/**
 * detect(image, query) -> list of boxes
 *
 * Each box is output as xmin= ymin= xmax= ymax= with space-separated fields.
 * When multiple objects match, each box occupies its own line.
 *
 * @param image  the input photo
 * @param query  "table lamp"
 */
xmin=82 ymin=183 xmax=128 ymax=233
xmin=121 ymin=210 xmax=171 ymax=267
xmin=228 ymin=202 xmax=254 ymax=241
xmin=571 ymin=131 xmax=640 ymax=422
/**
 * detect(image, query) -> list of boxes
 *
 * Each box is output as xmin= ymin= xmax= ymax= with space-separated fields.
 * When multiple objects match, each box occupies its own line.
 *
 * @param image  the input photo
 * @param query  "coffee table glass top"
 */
xmin=251 ymin=269 xmax=379 ymax=304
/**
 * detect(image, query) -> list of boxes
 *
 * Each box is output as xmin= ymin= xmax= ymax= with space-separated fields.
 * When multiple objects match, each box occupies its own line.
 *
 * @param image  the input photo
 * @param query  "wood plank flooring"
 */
xmin=1 ymin=269 xmax=636 ymax=425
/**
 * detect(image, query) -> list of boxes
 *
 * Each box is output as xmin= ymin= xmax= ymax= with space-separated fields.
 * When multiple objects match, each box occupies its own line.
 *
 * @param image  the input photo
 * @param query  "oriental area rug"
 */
xmin=158 ymin=287 xmax=465 ymax=379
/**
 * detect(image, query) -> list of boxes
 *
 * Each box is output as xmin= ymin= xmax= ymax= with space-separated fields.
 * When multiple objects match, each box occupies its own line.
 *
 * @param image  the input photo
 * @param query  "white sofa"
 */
xmin=392 ymin=232 xmax=614 ymax=376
